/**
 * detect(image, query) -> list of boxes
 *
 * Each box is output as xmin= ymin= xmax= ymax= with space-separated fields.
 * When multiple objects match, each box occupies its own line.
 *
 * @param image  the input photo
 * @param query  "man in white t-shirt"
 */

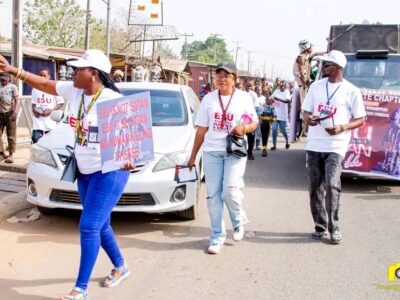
xmin=271 ymin=81 xmax=291 ymax=150
xmin=302 ymin=50 xmax=366 ymax=244
xmin=31 ymin=68 xmax=64 ymax=143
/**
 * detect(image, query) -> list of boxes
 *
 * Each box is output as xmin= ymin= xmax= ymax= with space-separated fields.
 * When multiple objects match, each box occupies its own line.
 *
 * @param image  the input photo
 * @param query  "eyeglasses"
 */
xmin=73 ymin=67 xmax=93 ymax=72
xmin=322 ymin=62 xmax=336 ymax=68
xmin=215 ymin=73 xmax=233 ymax=80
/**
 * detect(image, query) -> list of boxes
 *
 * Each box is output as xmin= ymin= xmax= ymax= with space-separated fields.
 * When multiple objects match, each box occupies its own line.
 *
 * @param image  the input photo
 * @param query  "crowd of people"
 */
xmin=0 ymin=39 xmax=367 ymax=299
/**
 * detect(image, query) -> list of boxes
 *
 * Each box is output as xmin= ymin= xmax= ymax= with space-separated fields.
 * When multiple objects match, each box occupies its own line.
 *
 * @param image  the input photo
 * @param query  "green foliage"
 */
xmin=23 ymin=0 xmax=87 ymax=48
xmin=181 ymin=35 xmax=233 ymax=64
xmin=155 ymin=41 xmax=178 ymax=59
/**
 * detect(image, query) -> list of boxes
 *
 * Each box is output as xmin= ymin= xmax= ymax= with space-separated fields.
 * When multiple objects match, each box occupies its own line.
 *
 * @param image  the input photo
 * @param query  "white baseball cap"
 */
xmin=318 ymin=50 xmax=347 ymax=68
xmin=67 ymin=49 xmax=112 ymax=73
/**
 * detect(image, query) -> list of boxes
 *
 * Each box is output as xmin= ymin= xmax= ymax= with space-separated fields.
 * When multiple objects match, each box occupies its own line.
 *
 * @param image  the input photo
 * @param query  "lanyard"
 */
xmin=326 ymin=80 xmax=341 ymax=105
xmin=76 ymin=85 xmax=103 ymax=145
xmin=217 ymin=88 xmax=236 ymax=129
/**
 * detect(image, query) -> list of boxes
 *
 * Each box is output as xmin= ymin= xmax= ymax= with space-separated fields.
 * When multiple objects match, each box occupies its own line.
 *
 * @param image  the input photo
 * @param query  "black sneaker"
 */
xmin=285 ymin=143 xmax=290 ymax=149
xmin=248 ymin=154 xmax=255 ymax=160
xmin=262 ymin=150 xmax=267 ymax=157
xmin=271 ymin=146 xmax=276 ymax=151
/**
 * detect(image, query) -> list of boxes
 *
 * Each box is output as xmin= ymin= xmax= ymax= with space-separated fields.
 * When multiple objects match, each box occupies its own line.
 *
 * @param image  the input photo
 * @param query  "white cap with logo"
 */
xmin=67 ymin=49 xmax=112 ymax=73
xmin=318 ymin=50 xmax=347 ymax=68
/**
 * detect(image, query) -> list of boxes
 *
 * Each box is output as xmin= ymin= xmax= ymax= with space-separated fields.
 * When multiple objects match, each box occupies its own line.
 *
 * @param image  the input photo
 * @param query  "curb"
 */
xmin=0 ymin=164 xmax=27 ymax=174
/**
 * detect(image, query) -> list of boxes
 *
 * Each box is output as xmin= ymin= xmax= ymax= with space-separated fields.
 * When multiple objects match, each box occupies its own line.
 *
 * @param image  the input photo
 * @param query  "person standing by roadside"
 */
xmin=244 ymin=78 xmax=258 ymax=160
xmin=31 ymin=68 xmax=64 ymax=143
xmin=302 ymin=50 xmax=366 ymax=244
xmin=112 ymin=69 xmax=124 ymax=83
xmin=0 ymin=73 xmax=19 ymax=163
xmin=271 ymin=81 xmax=291 ymax=150
xmin=188 ymin=62 xmax=258 ymax=254
xmin=0 ymin=50 xmax=134 ymax=300
xmin=260 ymin=95 xmax=276 ymax=157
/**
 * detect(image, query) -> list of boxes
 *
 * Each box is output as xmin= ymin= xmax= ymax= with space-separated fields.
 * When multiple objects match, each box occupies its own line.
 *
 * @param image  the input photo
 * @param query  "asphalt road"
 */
xmin=1 ymin=140 xmax=400 ymax=300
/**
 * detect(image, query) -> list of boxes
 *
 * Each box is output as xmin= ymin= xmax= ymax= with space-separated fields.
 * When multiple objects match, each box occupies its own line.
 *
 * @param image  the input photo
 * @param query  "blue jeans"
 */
xmin=31 ymin=129 xmax=49 ymax=144
xmin=203 ymin=151 xmax=248 ymax=245
xmin=272 ymin=120 xmax=289 ymax=146
xmin=75 ymin=169 xmax=129 ymax=290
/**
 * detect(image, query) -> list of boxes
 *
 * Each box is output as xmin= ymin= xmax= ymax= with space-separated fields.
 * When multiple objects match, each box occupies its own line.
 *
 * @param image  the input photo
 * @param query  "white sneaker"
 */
xmin=233 ymin=226 xmax=244 ymax=242
xmin=207 ymin=243 xmax=223 ymax=254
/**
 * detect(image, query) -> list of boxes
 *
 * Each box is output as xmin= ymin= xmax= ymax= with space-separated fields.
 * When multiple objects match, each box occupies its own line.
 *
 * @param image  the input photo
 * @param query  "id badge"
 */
xmin=319 ymin=108 xmax=334 ymax=129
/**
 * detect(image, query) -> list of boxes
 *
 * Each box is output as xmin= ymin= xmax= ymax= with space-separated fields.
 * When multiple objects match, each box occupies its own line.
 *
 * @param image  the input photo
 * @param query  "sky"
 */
xmin=1 ymin=0 xmax=399 ymax=79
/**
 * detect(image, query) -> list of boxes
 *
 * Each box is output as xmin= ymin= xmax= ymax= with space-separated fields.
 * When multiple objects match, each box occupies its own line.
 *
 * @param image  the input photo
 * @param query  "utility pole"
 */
xmin=233 ymin=41 xmax=241 ymax=66
xmin=210 ymin=33 xmax=221 ymax=63
xmin=247 ymin=51 xmax=252 ymax=74
xmin=12 ymin=0 xmax=22 ymax=93
xmin=180 ymin=33 xmax=193 ymax=59
xmin=84 ymin=0 xmax=91 ymax=50
xmin=105 ymin=0 xmax=111 ymax=57
xmin=263 ymin=61 xmax=266 ymax=78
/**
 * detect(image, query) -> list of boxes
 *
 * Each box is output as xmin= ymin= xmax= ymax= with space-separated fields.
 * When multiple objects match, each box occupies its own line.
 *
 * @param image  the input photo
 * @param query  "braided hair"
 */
xmin=97 ymin=70 xmax=120 ymax=93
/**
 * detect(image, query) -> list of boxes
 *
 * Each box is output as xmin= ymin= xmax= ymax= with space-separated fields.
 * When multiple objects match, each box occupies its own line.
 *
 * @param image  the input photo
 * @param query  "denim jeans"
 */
xmin=306 ymin=151 xmax=343 ymax=233
xmin=75 ymin=169 xmax=129 ymax=290
xmin=272 ymin=120 xmax=289 ymax=146
xmin=203 ymin=151 xmax=248 ymax=245
xmin=31 ymin=129 xmax=49 ymax=144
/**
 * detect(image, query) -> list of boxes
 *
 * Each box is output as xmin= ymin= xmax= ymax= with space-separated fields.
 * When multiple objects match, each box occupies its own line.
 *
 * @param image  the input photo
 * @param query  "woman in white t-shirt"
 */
xmin=31 ymin=67 xmax=64 ymax=143
xmin=0 ymin=50 xmax=134 ymax=300
xmin=188 ymin=62 xmax=258 ymax=255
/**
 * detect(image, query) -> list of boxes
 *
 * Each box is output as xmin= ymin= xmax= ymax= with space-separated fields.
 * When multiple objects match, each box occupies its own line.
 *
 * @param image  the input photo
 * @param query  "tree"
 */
xmin=181 ymin=35 xmax=233 ymax=64
xmin=23 ymin=0 xmax=87 ymax=48
xmin=155 ymin=41 xmax=178 ymax=59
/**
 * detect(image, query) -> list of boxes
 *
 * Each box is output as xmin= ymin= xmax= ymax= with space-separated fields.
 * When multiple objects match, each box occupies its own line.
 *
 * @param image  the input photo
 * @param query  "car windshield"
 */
xmin=344 ymin=55 xmax=400 ymax=90
xmin=119 ymin=88 xmax=188 ymax=126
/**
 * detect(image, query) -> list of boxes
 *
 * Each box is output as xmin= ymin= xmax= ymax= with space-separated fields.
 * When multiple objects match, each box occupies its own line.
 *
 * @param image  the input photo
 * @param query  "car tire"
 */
xmin=37 ymin=206 xmax=56 ymax=215
xmin=176 ymin=172 xmax=200 ymax=220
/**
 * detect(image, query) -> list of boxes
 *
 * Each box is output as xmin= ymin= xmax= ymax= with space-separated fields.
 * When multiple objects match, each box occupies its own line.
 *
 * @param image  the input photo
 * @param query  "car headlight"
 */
xmin=31 ymin=144 xmax=57 ymax=168
xmin=153 ymin=151 xmax=191 ymax=172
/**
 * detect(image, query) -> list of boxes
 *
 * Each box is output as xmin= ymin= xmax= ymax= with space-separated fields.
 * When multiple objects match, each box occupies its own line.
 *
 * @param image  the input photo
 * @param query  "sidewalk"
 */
xmin=0 ymin=127 xmax=32 ymax=174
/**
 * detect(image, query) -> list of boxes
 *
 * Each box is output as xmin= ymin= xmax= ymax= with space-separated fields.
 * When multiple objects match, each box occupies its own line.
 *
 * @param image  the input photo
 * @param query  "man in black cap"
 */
xmin=0 ymin=73 xmax=19 ymax=163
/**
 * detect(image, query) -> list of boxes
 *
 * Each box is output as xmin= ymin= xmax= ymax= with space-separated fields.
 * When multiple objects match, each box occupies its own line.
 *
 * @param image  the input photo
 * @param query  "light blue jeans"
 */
xmin=75 ymin=169 xmax=129 ymax=290
xmin=203 ymin=151 xmax=248 ymax=245
xmin=272 ymin=120 xmax=289 ymax=146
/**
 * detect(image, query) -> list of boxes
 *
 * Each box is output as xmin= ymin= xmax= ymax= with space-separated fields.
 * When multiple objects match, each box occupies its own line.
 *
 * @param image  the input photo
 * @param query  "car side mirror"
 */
xmin=50 ymin=110 xmax=64 ymax=122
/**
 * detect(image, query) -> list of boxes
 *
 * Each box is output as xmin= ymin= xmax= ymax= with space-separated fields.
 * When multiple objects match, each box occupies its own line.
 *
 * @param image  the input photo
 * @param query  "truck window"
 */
xmin=344 ymin=55 xmax=400 ymax=90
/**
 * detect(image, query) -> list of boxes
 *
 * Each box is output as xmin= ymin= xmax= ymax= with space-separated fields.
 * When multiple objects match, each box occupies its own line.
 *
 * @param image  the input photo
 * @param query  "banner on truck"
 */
xmin=343 ymin=88 xmax=400 ymax=179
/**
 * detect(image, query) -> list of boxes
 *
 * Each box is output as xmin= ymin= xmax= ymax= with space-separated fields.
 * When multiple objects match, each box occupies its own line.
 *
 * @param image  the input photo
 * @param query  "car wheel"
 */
xmin=37 ymin=206 xmax=56 ymax=215
xmin=176 ymin=172 xmax=200 ymax=220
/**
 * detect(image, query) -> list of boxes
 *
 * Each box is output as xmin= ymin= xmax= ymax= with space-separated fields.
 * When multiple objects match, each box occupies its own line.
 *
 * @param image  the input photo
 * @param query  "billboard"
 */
xmin=129 ymin=0 xmax=163 ymax=26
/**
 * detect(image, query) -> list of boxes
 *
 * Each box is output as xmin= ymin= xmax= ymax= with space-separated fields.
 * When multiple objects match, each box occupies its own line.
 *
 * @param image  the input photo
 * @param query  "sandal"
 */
xmin=60 ymin=287 xmax=89 ymax=300
xmin=102 ymin=265 xmax=131 ymax=288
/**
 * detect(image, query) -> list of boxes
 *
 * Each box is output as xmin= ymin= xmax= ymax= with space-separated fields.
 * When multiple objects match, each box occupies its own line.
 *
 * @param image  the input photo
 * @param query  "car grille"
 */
xmin=49 ymin=189 xmax=156 ymax=206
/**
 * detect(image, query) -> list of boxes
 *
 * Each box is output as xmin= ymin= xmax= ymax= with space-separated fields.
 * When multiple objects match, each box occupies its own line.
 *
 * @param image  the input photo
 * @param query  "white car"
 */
xmin=27 ymin=82 xmax=203 ymax=219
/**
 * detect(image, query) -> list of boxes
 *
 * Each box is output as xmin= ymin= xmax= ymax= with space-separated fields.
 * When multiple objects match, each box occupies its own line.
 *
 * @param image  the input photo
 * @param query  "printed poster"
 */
xmin=96 ymin=91 xmax=154 ymax=173
xmin=343 ymin=88 xmax=400 ymax=180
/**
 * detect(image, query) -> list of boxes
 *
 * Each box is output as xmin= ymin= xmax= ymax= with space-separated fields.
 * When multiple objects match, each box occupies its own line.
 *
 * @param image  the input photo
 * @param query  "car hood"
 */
xmin=38 ymin=122 xmax=194 ymax=154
